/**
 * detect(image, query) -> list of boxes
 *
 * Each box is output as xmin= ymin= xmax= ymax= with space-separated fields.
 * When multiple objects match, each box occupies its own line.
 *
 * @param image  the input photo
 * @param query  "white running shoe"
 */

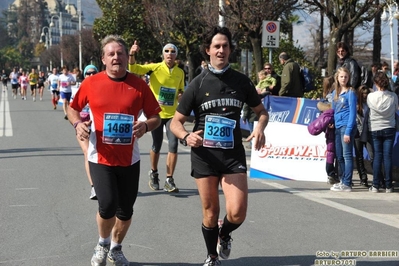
xmin=203 ymin=255 xmax=221 ymax=266
xmin=91 ymin=243 xmax=109 ymax=266
xmin=107 ymin=246 xmax=129 ymax=266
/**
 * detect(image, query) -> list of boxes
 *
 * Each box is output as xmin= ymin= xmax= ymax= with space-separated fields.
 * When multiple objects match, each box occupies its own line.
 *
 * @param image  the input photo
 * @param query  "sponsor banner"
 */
xmin=250 ymin=95 xmax=399 ymax=182
xmin=250 ymin=122 xmax=326 ymax=182
xmin=250 ymin=96 xmax=326 ymax=182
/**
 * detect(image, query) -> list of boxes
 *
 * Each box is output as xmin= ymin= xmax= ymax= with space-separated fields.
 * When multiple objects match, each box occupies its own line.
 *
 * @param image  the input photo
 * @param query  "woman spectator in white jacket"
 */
xmin=367 ymin=72 xmax=398 ymax=193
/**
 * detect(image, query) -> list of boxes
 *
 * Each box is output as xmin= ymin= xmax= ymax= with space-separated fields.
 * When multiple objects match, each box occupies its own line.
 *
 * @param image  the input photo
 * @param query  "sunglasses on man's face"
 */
xmin=164 ymin=49 xmax=176 ymax=54
xmin=86 ymin=71 xmax=97 ymax=76
xmin=264 ymin=68 xmax=271 ymax=70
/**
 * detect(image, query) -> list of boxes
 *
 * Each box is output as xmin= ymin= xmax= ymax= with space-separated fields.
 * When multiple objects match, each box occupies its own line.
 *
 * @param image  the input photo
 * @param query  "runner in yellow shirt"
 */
xmin=28 ymin=68 xmax=39 ymax=101
xmin=128 ymin=42 xmax=185 ymax=193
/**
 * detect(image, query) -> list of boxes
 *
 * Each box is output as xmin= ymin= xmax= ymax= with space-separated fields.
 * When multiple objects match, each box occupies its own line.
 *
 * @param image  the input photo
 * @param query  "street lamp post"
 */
xmin=40 ymin=26 xmax=49 ymax=49
xmin=78 ymin=0 xmax=82 ymax=71
xmin=41 ymin=26 xmax=52 ymax=70
xmin=381 ymin=2 xmax=399 ymax=75
xmin=50 ymin=12 xmax=63 ymax=67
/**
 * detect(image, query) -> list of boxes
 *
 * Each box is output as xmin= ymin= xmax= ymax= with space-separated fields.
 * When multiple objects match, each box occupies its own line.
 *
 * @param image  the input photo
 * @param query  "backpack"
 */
xmin=300 ymin=66 xmax=316 ymax=92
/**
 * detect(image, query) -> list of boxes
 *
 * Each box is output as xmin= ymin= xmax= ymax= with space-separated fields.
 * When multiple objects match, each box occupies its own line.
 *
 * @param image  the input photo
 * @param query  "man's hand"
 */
xmin=129 ymin=40 xmax=140 ymax=55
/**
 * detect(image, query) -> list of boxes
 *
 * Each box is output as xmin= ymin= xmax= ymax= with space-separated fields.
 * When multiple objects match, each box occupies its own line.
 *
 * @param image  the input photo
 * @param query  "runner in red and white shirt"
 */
xmin=67 ymin=34 xmax=161 ymax=265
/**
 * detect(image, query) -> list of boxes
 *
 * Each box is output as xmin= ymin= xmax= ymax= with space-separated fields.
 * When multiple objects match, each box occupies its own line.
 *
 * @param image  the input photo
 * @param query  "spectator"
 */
xmin=316 ymin=75 xmax=339 ymax=185
xmin=330 ymin=67 xmax=357 ymax=192
xmin=371 ymin=62 xmax=382 ymax=77
xmin=195 ymin=60 xmax=208 ymax=77
xmin=278 ymin=52 xmax=304 ymax=97
xmin=381 ymin=61 xmax=394 ymax=91
xmin=263 ymin=62 xmax=281 ymax=96
xmin=367 ymin=72 xmax=398 ymax=193
xmin=370 ymin=62 xmax=382 ymax=91
xmin=256 ymin=69 xmax=276 ymax=97
xmin=335 ymin=42 xmax=360 ymax=88
xmin=317 ymin=75 xmax=335 ymax=114
xmin=354 ymin=85 xmax=373 ymax=188
xmin=129 ymin=41 xmax=185 ymax=193
xmin=381 ymin=61 xmax=391 ymax=77
xmin=68 ymin=34 xmax=161 ymax=266
xmin=392 ymin=61 xmax=399 ymax=95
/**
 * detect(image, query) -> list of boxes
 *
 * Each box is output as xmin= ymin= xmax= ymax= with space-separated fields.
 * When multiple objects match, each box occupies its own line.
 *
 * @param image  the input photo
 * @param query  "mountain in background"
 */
xmin=2 ymin=0 xmax=102 ymax=25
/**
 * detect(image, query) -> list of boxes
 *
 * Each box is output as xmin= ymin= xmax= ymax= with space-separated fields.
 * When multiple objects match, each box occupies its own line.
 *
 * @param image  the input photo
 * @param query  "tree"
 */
xmin=39 ymin=29 xmax=101 ymax=71
xmin=62 ymin=34 xmax=79 ymax=68
xmin=0 ymin=11 xmax=11 ymax=50
xmin=0 ymin=46 xmax=29 ymax=70
xmin=373 ymin=0 xmax=382 ymax=65
xmin=304 ymin=0 xmax=382 ymax=75
xmin=141 ymin=0 xmax=220 ymax=82
xmin=81 ymin=29 xmax=102 ymax=69
xmin=93 ymin=0 xmax=160 ymax=62
xmin=222 ymin=0 xmax=299 ymax=74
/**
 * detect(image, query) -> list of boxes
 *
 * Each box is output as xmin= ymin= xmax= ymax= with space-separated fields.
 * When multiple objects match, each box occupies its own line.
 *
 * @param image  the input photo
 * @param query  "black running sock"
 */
xmin=202 ymin=223 xmax=219 ymax=257
xmin=219 ymin=215 xmax=242 ymax=239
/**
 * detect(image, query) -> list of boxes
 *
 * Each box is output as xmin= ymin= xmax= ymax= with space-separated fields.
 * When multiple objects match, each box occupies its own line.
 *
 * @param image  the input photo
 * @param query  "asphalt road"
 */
xmin=0 ymin=86 xmax=398 ymax=266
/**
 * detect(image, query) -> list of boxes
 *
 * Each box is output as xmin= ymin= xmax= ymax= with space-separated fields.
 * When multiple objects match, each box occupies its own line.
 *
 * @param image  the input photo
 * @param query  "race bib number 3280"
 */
xmin=203 ymin=115 xmax=236 ymax=149
xmin=103 ymin=113 xmax=134 ymax=145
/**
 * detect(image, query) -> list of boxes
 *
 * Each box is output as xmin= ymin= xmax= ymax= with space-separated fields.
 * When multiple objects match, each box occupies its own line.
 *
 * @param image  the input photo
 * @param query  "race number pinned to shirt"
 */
xmin=103 ymin=113 xmax=134 ymax=145
xmin=158 ymin=86 xmax=176 ymax=106
xmin=203 ymin=115 xmax=236 ymax=149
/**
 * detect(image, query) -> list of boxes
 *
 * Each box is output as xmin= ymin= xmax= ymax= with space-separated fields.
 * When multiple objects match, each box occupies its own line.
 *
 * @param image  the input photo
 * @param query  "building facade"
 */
xmin=7 ymin=0 xmax=85 ymax=47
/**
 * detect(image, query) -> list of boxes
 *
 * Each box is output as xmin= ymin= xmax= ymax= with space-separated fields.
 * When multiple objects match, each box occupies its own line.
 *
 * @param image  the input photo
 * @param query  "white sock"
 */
xmin=110 ymin=240 xmax=121 ymax=250
xmin=99 ymin=236 xmax=110 ymax=245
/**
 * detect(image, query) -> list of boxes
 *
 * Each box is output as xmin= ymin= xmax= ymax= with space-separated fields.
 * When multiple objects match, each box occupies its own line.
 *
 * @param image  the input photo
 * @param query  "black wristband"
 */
xmin=73 ymin=120 xmax=82 ymax=129
xmin=144 ymin=122 xmax=148 ymax=132
xmin=129 ymin=54 xmax=135 ymax=56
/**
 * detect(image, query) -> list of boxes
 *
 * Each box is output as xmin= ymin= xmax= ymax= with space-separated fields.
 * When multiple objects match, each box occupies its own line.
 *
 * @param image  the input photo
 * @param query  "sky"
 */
xmin=293 ymin=11 xmax=397 ymax=65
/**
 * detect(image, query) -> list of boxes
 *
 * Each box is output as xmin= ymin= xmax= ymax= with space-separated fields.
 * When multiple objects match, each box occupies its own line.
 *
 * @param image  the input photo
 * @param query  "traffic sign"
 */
xmin=262 ymin=20 xmax=280 ymax=48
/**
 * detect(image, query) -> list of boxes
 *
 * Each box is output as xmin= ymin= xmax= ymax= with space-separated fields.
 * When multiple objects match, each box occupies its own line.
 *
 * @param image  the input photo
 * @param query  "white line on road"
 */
xmin=9 ymin=205 xmax=38 ymax=207
xmin=0 ymin=255 xmax=61 ymax=264
xmin=262 ymin=181 xmax=399 ymax=230
xmin=0 ymin=90 xmax=13 ymax=137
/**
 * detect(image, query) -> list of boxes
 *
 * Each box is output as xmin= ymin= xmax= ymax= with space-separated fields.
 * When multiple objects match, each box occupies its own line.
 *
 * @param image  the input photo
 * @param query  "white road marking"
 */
xmin=0 ymin=90 xmax=13 ymax=137
xmin=260 ymin=181 xmax=399 ymax=230
xmin=0 ymin=255 xmax=61 ymax=264
xmin=9 ymin=205 xmax=38 ymax=207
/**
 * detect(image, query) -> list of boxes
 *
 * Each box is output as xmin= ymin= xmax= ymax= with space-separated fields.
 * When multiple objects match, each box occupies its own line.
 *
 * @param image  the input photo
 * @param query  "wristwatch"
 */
xmin=180 ymin=133 xmax=190 ymax=146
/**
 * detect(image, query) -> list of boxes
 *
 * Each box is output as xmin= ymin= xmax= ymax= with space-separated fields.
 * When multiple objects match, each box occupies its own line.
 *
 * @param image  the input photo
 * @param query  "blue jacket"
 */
xmin=332 ymin=89 xmax=357 ymax=136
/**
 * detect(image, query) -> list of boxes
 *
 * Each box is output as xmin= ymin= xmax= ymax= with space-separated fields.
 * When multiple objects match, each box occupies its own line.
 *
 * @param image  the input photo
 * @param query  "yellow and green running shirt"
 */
xmin=28 ymin=73 xmax=39 ymax=85
xmin=128 ymin=61 xmax=185 ymax=119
